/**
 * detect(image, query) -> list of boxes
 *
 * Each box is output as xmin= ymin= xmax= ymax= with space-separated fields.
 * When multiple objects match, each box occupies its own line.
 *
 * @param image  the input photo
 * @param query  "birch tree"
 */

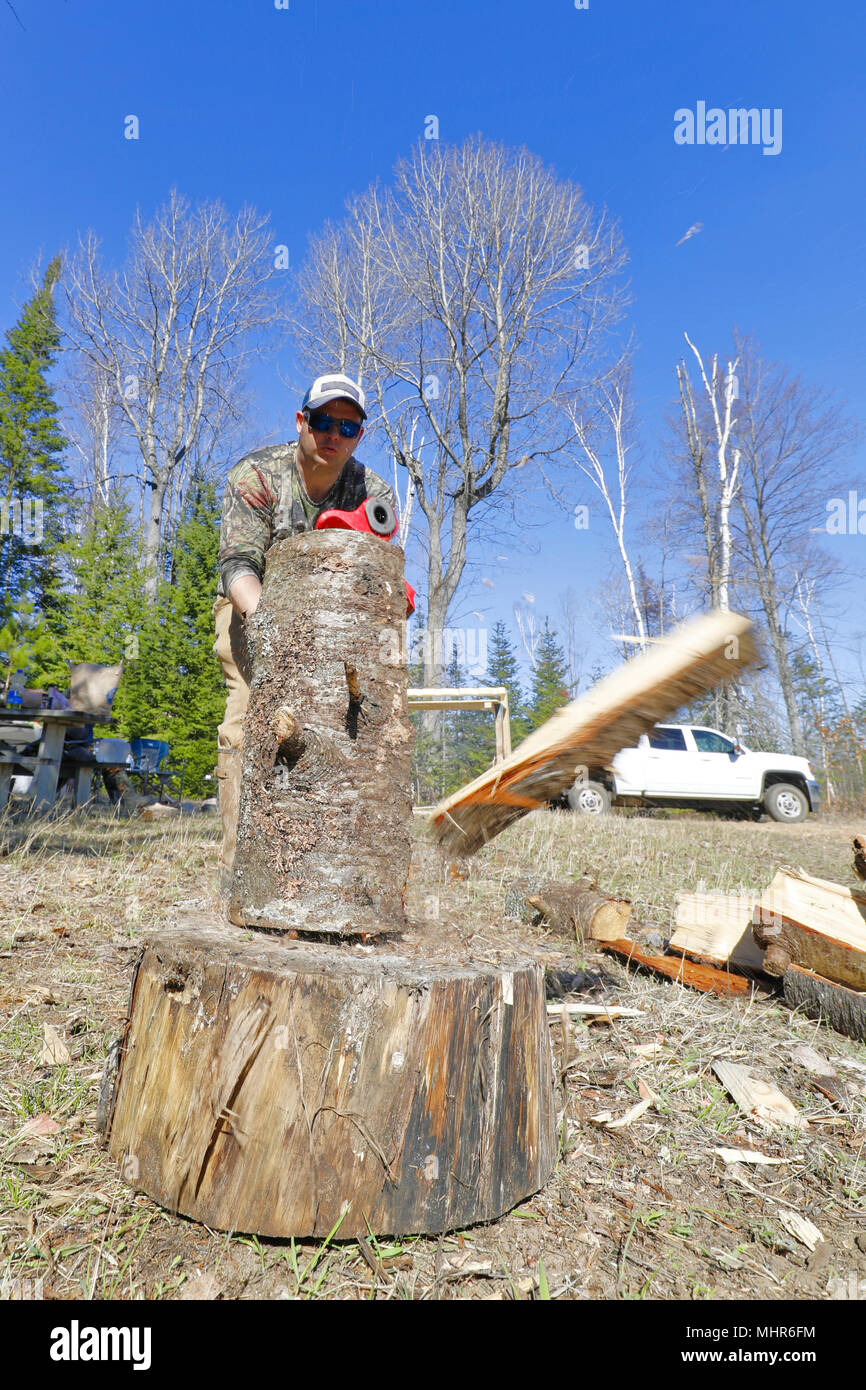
xmin=294 ymin=136 xmax=627 ymax=683
xmin=62 ymin=191 xmax=284 ymax=595
xmin=677 ymin=333 xmax=740 ymax=611
xmin=568 ymin=371 xmax=647 ymax=650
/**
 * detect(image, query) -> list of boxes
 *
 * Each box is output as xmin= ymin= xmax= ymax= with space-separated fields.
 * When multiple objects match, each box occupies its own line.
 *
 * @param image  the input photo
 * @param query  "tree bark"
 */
xmin=229 ymin=530 xmax=414 ymax=936
xmin=783 ymin=964 xmax=866 ymax=1044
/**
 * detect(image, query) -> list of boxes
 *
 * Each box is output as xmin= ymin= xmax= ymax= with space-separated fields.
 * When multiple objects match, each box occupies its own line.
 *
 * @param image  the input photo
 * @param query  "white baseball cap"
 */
xmin=301 ymin=373 xmax=367 ymax=420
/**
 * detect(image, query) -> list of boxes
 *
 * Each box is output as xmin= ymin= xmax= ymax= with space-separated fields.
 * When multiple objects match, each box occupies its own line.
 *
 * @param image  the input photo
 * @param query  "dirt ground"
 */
xmin=1 ymin=803 xmax=865 ymax=1302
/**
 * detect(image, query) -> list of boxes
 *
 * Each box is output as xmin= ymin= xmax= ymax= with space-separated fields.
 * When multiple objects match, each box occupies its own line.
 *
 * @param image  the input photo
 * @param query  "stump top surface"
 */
xmin=165 ymin=912 xmax=542 ymax=982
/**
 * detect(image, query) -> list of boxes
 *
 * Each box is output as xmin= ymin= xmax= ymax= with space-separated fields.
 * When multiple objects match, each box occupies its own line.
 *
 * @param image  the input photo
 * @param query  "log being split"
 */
xmin=429 ymin=610 xmax=758 ymax=855
xmin=104 ymin=921 xmax=557 ymax=1238
xmin=229 ymin=530 xmax=413 ymax=936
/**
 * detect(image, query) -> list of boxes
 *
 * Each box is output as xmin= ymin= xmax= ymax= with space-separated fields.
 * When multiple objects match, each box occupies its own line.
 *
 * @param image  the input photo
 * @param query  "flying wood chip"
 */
xmin=429 ymin=609 xmax=757 ymax=855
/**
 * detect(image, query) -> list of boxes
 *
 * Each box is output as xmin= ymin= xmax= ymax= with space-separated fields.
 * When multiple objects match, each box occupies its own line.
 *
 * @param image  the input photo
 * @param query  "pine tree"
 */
xmin=51 ymin=494 xmax=146 ymax=678
xmin=528 ymin=620 xmax=569 ymax=731
xmin=117 ymin=481 xmax=225 ymax=796
xmin=159 ymin=480 xmax=226 ymax=794
xmin=486 ymin=619 xmax=530 ymax=745
xmin=0 ymin=258 xmax=69 ymax=616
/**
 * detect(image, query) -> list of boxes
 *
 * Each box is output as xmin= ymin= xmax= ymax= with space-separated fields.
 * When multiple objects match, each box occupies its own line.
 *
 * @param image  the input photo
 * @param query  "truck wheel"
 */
xmin=763 ymin=783 xmax=808 ymax=823
xmin=567 ymin=780 xmax=612 ymax=815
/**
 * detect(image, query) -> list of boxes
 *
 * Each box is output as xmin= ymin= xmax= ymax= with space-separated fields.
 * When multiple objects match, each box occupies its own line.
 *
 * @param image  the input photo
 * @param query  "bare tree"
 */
xmin=293 ymin=136 xmax=627 ymax=683
xmin=730 ymin=332 xmax=854 ymax=755
xmin=557 ymin=587 xmax=586 ymax=696
xmin=792 ymin=573 xmax=832 ymax=794
xmin=62 ymin=190 xmax=284 ymax=594
xmin=62 ymin=358 xmax=126 ymax=511
xmin=676 ymin=333 xmax=741 ymax=611
xmin=513 ymin=599 xmax=542 ymax=671
xmin=568 ymin=370 xmax=647 ymax=650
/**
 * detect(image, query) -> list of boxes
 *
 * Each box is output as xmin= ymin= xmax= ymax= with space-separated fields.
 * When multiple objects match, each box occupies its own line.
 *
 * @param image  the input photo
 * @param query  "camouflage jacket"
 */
xmin=217 ymin=441 xmax=397 ymax=598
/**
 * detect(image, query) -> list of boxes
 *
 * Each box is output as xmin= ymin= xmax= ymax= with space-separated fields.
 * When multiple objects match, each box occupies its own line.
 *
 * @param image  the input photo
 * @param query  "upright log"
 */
xmin=230 ymin=530 xmax=413 ymax=935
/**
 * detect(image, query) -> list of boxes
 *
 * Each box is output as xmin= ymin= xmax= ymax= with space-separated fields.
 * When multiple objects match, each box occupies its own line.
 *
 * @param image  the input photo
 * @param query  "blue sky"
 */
xmin=1 ymin=0 xmax=864 ymax=692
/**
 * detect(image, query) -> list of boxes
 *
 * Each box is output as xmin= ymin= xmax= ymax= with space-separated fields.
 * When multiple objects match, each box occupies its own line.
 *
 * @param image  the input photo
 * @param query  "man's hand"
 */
xmin=228 ymin=574 xmax=262 ymax=623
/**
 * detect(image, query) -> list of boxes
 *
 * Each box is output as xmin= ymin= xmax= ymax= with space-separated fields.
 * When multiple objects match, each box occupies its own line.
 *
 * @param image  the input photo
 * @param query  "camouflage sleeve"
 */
xmin=218 ymin=455 xmax=280 ymax=597
xmin=363 ymin=467 xmax=398 ymax=512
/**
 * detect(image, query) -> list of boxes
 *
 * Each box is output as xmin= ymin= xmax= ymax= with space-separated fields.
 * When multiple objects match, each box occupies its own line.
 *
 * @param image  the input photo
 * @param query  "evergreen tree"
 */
xmin=49 ymin=493 xmax=146 ymax=681
xmin=528 ymin=620 xmax=569 ymax=731
xmin=158 ymin=479 xmax=226 ymax=794
xmin=486 ymin=619 xmax=530 ymax=745
xmin=116 ymin=481 xmax=224 ymax=796
xmin=0 ymin=258 xmax=70 ymax=618
xmin=0 ymin=598 xmax=62 ymax=697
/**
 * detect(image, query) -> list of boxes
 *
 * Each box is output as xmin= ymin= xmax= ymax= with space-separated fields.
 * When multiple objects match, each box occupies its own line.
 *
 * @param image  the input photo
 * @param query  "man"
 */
xmin=213 ymin=372 xmax=396 ymax=886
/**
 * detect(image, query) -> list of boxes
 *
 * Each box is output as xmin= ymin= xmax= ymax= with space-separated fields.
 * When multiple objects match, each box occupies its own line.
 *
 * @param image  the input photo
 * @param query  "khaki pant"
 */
xmin=213 ymin=595 xmax=252 ymax=750
xmin=213 ymin=596 xmax=253 ymax=881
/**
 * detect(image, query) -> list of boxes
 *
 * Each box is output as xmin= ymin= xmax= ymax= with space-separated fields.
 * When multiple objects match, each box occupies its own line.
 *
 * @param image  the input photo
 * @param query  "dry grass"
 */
xmin=1 ymin=802 xmax=865 ymax=1301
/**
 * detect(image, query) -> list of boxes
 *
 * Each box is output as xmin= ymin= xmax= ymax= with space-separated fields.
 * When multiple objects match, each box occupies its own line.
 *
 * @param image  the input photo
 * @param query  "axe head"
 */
xmin=316 ymin=497 xmax=397 ymax=538
xmin=315 ymin=497 xmax=415 ymax=616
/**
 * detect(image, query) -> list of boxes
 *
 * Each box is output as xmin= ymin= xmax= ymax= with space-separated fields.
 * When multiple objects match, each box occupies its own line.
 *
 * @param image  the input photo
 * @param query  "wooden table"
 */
xmin=0 ymin=709 xmax=106 ymax=811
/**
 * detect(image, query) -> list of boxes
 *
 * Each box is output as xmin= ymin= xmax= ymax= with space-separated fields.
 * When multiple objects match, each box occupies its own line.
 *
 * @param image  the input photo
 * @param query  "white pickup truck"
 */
xmin=565 ymin=724 xmax=821 ymax=822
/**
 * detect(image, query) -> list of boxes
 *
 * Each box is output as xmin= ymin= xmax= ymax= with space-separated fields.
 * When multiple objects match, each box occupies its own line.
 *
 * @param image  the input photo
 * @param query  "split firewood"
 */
xmin=507 ymin=877 xmax=632 ymax=942
xmin=782 ymin=963 xmax=866 ymax=1044
xmin=429 ymin=609 xmax=758 ymax=855
xmin=853 ymin=834 xmax=866 ymax=883
xmin=669 ymin=892 xmax=765 ymax=971
xmin=601 ymin=938 xmax=752 ymax=997
xmin=39 ymin=1024 xmax=71 ymax=1067
xmin=712 ymin=1059 xmax=809 ymax=1131
xmin=753 ymin=868 xmax=866 ymax=990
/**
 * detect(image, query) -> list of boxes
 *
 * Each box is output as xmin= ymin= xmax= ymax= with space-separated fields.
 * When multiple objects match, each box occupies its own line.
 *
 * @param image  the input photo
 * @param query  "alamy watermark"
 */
xmin=674 ymin=102 xmax=782 ymax=156
xmin=820 ymin=491 xmax=866 ymax=535
xmin=0 ymin=496 xmax=43 ymax=545
xmin=379 ymin=623 xmax=488 ymax=676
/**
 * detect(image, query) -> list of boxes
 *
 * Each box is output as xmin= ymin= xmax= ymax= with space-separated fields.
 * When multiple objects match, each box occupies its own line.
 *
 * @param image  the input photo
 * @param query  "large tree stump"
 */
xmin=229 ymin=530 xmax=413 ymax=935
xmin=104 ymin=920 xmax=556 ymax=1238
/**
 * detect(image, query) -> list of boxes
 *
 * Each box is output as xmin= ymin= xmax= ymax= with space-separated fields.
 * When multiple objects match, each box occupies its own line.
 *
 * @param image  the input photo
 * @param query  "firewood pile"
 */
xmin=509 ymin=833 xmax=866 ymax=1041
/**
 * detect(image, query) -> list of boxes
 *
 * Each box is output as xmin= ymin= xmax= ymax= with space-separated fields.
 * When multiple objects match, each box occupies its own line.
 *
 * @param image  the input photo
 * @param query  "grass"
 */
xmin=0 ymin=801 xmax=865 ymax=1300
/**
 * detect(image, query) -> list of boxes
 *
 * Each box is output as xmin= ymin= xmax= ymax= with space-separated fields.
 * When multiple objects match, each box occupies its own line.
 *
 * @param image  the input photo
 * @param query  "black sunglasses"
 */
xmin=305 ymin=410 xmax=362 ymax=440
